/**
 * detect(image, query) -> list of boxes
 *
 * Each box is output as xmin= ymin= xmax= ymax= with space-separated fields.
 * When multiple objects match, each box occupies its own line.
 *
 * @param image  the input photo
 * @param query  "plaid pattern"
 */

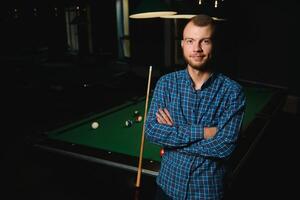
xmin=145 ymin=69 xmax=246 ymax=200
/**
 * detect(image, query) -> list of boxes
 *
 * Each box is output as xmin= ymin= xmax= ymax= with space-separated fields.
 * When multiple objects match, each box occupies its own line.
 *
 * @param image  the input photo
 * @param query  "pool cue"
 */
xmin=135 ymin=65 xmax=152 ymax=188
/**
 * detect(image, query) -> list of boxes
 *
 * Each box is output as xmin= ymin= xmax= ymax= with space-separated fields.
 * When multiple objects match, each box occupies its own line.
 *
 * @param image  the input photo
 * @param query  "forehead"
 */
xmin=183 ymin=22 xmax=214 ymax=39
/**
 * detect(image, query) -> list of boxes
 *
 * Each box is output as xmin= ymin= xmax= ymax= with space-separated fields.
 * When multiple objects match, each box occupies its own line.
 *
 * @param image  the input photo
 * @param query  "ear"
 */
xmin=181 ymin=40 xmax=184 ymax=48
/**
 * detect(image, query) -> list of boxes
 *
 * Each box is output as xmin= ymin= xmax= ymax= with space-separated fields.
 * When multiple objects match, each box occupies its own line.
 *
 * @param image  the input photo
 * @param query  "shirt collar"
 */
xmin=184 ymin=69 xmax=218 ymax=90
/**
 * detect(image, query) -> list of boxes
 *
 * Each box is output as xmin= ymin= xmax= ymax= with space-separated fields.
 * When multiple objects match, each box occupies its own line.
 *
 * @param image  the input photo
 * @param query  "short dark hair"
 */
xmin=187 ymin=14 xmax=216 ymax=36
xmin=191 ymin=14 xmax=215 ymax=30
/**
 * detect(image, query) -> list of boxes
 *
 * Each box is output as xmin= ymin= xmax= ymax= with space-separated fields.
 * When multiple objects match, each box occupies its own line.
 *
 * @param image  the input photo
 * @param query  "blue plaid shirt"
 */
xmin=145 ymin=69 xmax=246 ymax=200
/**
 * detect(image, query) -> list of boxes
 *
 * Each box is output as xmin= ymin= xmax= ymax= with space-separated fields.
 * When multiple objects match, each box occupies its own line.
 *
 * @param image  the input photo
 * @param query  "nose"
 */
xmin=193 ymin=42 xmax=203 ymax=52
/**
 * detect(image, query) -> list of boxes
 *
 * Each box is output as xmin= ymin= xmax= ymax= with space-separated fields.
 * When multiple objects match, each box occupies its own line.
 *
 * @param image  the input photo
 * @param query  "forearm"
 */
xmin=179 ymin=111 xmax=244 ymax=159
xmin=179 ymin=131 xmax=238 ymax=159
xmin=145 ymin=119 xmax=204 ymax=148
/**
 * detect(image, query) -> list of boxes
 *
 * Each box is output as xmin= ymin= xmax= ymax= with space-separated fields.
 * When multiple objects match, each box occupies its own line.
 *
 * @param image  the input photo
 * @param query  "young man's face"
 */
xmin=181 ymin=22 xmax=214 ymax=71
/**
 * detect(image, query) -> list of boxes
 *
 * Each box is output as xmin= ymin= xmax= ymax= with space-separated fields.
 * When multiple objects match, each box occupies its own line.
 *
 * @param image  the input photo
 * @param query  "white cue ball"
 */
xmin=91 ymin=122 xmax=99 ymax=129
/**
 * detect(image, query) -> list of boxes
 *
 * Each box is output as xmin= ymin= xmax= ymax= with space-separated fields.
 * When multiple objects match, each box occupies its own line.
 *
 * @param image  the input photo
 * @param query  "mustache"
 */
xmin=190 ymin=54 xmax=205 ymax=57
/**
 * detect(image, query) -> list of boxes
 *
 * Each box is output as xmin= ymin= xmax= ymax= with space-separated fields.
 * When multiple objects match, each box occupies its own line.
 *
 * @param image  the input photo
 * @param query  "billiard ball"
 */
xmin=125 ymin=120 xmax=133 ymax=127
xmin=160 ymin=148 xmax=165 ymax=157
xmin=91 ymin=121 xmax=99 ymax=129
xmin=135 ymin=115 xmax=143 ymax=122
xmin=134 ymin=110 xmax=139 ymax=116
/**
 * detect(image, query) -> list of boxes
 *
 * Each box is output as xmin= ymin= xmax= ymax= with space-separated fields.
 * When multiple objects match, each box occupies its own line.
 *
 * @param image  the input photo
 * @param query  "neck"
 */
xmin=187 ymin=66 xmax=212 ymax=90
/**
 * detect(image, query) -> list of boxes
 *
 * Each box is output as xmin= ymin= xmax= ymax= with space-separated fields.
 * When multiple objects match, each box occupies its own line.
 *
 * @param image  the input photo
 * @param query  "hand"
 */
xmin=204 ymin=127 xmax=217 ymax=139
xmin=156 ymin=108 xmax=173 ymax=126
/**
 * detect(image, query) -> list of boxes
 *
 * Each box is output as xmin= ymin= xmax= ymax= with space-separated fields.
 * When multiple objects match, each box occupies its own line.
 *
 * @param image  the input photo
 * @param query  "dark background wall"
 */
xmin=0 ymin=0 xmax=299 ymax=96
xmin=232 ymin=1 xmax=298 ymax=95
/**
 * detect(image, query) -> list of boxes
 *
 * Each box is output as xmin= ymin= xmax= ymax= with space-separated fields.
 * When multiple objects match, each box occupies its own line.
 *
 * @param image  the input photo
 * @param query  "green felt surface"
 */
xmin=47 ymin=86 xmax=276 ymax=162
xmin=48 ymin=99 xmax=161 ymax=161
xmin=242 ymin=86 xmax=274 ymax=130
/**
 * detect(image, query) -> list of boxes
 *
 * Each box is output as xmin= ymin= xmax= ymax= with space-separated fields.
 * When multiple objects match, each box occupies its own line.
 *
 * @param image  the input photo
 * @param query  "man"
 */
xmin=145 ymin=14 xmax=246 ymax=200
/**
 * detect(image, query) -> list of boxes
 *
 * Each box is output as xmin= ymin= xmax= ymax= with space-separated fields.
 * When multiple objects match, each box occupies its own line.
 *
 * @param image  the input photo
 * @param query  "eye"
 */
xmin=185 ymin=39 xmax=193 ymax=45
xmin=202 ymin=39 xmax=212 ymax=45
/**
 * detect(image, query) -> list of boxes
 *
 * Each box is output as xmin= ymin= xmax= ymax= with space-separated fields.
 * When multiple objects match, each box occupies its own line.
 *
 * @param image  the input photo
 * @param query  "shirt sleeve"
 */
xmin=145 ymin=78 xmax=205 ymax=148
xmin=180 ymin=86 xmax=246 ymax=159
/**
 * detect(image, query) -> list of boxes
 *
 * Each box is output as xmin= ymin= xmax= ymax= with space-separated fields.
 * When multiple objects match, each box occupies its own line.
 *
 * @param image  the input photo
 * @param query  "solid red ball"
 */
xmin=160 ymin=148 xmax=165 ymax=157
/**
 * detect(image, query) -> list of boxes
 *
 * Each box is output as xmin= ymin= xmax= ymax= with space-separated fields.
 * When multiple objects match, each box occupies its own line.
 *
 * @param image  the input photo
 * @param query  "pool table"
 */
xmin=35 ymin=81 xmax=286 ymax=178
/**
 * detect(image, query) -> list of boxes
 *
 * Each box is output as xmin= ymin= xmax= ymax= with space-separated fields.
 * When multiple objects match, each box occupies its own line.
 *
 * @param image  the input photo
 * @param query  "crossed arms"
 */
xmin=156 ymin=108 xmax=217 ymax=140
xmin=145 ymin=83 xmax=245 ymax=159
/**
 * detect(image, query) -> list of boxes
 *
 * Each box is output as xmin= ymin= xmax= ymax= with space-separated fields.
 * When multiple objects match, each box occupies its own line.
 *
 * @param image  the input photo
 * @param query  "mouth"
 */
xmin=191 ymin=53 xmax=205 ymax=57
xmin=191 ymin=55 xmax=205 ymax=60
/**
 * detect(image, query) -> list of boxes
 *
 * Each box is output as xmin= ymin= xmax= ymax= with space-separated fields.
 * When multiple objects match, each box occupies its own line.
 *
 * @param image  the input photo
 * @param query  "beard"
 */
xmin=184 ymin=54 xmax=213 ymax=72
